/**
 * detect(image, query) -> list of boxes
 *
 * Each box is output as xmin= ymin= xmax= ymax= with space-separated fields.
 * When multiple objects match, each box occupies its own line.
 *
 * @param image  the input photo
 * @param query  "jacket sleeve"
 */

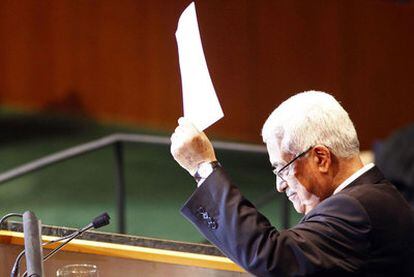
xmin=180 ymin=167 xmax=372 ymax=277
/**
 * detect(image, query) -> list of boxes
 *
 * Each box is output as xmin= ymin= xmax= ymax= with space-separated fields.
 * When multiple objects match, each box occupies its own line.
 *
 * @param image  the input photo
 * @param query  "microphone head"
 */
xmin=92 ymin=212 xmax=110 ymax=229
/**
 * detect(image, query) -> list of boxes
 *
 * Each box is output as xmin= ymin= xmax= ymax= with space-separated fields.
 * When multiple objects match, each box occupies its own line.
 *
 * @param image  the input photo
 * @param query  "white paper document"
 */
xmin=175 ymin=2 xmax=224 ymax=131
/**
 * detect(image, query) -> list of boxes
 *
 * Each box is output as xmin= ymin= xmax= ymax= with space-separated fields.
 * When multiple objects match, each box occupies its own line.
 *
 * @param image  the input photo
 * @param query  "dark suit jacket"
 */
xmin=181 ymin=166 xmax=414 ymax=276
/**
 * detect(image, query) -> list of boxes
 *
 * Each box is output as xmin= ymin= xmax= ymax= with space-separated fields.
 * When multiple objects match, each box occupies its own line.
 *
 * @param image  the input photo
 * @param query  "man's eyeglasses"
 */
xmin=274 ymin=146 xmax=313 ymax=183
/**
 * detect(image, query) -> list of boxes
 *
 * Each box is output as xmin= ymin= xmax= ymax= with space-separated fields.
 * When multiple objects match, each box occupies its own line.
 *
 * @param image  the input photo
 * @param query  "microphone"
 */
xmin=11 ymin=212 xmax=110 ymax=277
xmin=92 ymin=212 xmax=111 ymax=229
xmin=22 ymin=211 xmax=43 ymax=277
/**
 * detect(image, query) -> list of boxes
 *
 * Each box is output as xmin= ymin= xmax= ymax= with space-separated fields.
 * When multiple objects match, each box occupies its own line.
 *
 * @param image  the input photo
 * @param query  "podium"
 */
xmin=0 ymin=223 xmax=249 ymax=276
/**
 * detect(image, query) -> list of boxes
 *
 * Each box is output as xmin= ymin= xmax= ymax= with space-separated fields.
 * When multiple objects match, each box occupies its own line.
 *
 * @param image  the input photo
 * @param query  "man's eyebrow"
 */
xmin=271 ymin=162 xmax=281 ymax=169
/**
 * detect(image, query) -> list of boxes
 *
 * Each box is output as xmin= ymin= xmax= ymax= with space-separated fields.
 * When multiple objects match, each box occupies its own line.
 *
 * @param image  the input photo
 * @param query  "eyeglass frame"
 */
xmin=275 ymin=146 xmax=313 ymax=183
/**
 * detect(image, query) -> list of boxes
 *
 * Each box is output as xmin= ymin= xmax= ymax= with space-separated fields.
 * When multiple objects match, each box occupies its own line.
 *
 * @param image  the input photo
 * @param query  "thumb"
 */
xmin=178 ymin=117 xmax=199 ymax=131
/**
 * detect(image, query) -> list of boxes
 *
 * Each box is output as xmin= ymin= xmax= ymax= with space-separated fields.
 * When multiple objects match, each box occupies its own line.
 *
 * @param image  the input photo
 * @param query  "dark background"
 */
xmin=0 ymin=0 xmax=413 ymax=148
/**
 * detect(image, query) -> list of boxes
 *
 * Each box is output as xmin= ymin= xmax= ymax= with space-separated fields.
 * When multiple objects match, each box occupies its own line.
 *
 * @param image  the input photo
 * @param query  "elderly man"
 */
xmin=170 ymin=91 xmax=414 ymax=276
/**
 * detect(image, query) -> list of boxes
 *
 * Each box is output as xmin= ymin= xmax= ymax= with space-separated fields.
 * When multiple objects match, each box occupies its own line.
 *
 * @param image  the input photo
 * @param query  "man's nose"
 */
xmin=276 ymin=178 xmax=288 ymax=193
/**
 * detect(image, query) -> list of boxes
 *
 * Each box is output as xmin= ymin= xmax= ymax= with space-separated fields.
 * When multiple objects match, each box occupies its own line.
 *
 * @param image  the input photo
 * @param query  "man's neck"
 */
xmin=332 ymin=155 xmax=364 ymax=191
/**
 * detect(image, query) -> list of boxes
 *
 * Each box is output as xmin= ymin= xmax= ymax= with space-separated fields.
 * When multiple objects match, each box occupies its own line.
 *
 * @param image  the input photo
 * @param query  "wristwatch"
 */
xmin=194 ymin=161 xmax=221 ymax=183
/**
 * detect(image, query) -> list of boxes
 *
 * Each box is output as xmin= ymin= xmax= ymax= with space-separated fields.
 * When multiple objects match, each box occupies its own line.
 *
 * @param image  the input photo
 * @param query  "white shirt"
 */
xmin=333 ymin=163 xmax=375 ymax=195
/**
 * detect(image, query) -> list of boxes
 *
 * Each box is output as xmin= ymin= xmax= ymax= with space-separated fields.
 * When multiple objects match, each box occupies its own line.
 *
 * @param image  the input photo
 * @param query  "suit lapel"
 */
xmin=341 ymin=166 xmax=385 ymax=192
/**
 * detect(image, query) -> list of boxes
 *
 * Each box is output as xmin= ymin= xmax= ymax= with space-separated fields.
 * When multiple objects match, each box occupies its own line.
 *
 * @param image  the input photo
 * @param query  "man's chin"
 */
xmin=292 ymin=201 xmax=306 ymax=214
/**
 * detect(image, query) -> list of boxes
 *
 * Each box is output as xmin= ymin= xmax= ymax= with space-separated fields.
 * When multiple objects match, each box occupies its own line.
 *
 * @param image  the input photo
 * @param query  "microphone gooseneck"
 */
xmin=0 ymin=213 xmax=23 ymax=227
xmin=42 ymin=212 xmax=111 ymax=263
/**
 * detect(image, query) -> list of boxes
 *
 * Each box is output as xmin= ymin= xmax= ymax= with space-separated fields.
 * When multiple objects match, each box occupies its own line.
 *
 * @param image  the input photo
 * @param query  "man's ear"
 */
xmin=312 ymin=145 xmax=331 ymax=173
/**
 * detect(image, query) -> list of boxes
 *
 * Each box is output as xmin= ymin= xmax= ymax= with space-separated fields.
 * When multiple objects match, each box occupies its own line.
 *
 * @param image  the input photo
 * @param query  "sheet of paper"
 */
xmin=175 ymin=2 xmax=224 ymax=131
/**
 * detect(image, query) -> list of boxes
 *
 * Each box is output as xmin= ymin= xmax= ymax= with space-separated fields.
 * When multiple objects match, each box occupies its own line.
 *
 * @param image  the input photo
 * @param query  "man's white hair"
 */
xmin=262 ymin=91 xmax=360 ymax=158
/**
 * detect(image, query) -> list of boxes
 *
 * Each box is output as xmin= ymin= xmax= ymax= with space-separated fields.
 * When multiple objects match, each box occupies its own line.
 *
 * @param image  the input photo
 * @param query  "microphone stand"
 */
xmin=11 ymin=228 xmax=85 ymax=277
xmin=11 ymin=212 xmax=110 ymax=277
xmin=23 ymin=211 xmax=43 ymax=277
xmin=10 ymin=211 xmax=43 ymax=277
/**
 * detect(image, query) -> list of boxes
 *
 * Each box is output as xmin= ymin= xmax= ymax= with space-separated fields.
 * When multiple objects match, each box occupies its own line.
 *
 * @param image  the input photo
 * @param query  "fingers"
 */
xmin=170 ymin=118 xmax=194 ymax=155
xmin=177 ymin=117 xmax=186 ymax=125
xmin=178 ymin=117 xmax=192 ymax=126
xmin=170 ymin=117 xmax=217 ymax=175
xmin=178 ymin=117 xmax=200 ymax=132
xmin=172 ymin=118 xmax=200 ymax=142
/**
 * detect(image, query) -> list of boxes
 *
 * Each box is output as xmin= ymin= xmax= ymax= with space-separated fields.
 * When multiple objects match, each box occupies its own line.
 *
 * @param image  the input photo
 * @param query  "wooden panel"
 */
xmin=0 ymin=0 xmax=413 ymax=148
xmin=0 ymin=231 xmax=249 ymax=276
xmin=0 ymin=244 xmax=249 ymax=276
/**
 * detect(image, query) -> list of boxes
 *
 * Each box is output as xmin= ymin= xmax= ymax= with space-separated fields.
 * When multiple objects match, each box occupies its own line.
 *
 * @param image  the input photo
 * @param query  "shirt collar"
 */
xmin=333 ymin=163 xmax=375 ymax=195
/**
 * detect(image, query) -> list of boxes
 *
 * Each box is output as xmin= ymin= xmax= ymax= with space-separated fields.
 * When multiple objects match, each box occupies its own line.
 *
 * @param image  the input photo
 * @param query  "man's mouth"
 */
xmin=286 ymin=191 xmax=296 ymax=199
